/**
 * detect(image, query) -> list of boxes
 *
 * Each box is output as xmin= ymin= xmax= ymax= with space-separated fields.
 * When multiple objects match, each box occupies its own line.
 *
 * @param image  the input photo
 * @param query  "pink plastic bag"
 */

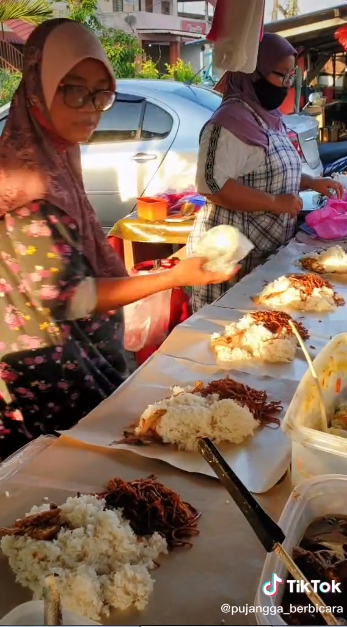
xmin=305 ymin=200 xmax=347 ymax=240
xmin=123 ymin=267 xmax=171 ymax=353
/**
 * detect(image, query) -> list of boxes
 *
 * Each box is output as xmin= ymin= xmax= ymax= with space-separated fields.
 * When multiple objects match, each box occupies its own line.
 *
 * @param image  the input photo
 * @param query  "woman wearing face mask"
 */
xmin=188 ymin=33 xmax=343 ymax=312
xmin=0 ymin=18 xmax=237 ymax=458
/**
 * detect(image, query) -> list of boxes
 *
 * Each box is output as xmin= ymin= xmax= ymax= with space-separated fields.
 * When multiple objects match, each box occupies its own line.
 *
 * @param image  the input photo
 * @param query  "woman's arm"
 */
xmin=10 ymin=202 xmax=237 ymax=318
xmin=300 ymin=173 xmax=316 ymax=191
xmin=205 ymin=178 xmax=278 ymax=213
xmin=300 ymin=173 xmax=344 ymax=198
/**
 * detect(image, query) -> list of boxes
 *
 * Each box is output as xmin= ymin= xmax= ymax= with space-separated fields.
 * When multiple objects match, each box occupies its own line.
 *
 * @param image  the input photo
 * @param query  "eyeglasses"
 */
xmin=59 ymin=84 xmax=116 ymax=111
xmin=271 ymin=69 xmax=297 ymax=87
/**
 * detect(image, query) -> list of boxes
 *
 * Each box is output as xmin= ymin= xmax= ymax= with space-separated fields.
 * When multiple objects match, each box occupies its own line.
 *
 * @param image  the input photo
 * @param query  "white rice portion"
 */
xmin=1 ymin=495 xmax=168 ymax=621
xmin=136 ymin=390 xmax=259 ymax=450
xmin=255 ymin=275 xmax=338 ymax=312
xmin=211 ymin=313 xmax=297 ymax=364
xmin=299 ymin=246 xmax=347 ymax=273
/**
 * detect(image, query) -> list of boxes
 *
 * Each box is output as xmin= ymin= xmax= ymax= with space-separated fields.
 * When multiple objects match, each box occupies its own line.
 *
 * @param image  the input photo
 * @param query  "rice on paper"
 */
xmin=1 ymin=495 xmax=167 ymax=621
xmin=136 ymin=389 xmax=259 ymax=451
xmin=253 ymin=274 xmax=344 ymax=312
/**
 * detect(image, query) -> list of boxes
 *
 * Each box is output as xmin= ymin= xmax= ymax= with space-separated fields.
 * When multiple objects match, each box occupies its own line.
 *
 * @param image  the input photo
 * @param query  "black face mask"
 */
xmin=253 ymin=77 xmax=289 ymax=110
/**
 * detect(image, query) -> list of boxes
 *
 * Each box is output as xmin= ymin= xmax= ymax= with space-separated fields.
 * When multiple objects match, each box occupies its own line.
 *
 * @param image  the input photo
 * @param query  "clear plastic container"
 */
xmin=254 ymin=474 xmax=347 ymax=625
xmin=0 ymin=600 xmax=99 ymax=625
xmin=0 ymin=435 xmax=57 ymax=484
xmin=282 ymin=334 xmax=347 ymax=486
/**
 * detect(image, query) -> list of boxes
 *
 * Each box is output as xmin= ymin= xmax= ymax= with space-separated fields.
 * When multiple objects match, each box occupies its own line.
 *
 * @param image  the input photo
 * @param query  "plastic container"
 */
xmin=137 ymin=196 xmax=168 ymax=221
xmin=254 ymin=474 xmax=347 ymax=625
xmin=0 ymin=435 xmax=57 ymax=484
xmin=0 ymin=601 xmax=99 ymax=625
xmin=282 ymin=334 xmax=347 ymax=487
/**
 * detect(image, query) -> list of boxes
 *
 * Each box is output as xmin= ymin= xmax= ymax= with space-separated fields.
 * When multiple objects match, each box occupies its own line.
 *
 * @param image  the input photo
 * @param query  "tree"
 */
xmin=58 ymin=0 xmax=101 ymax=32
xmin=100 ymin=29 xmax=142 ymax=78
xmin=163 ymin=59 xmax=201 ymax=83
xmin=271 ymin=0 xmax=299 ymax=21
xmin=0 ymin=0 xmax=52 ymax=25
xmin=0 ymin=69 xmax=21 ymax=106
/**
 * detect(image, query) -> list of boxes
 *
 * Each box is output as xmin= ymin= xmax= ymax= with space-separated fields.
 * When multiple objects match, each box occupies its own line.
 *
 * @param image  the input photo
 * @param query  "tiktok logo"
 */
xmin=262 ymin=573 xmax=284 ymax=597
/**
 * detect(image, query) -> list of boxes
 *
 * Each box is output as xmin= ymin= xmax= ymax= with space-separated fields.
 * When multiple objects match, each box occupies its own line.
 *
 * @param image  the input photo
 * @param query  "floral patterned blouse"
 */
xmin=0 ymin=201 xmax=127 ymax=459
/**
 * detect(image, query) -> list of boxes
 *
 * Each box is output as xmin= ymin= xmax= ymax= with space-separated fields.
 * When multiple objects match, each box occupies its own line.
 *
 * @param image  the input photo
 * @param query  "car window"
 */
xmin=141 ymin=102 xmax=173 ymax=140
xmin=173 ymin=85 xmax=222 ymax=111
xmin=90 ymin=93 xmax=144 ymax=143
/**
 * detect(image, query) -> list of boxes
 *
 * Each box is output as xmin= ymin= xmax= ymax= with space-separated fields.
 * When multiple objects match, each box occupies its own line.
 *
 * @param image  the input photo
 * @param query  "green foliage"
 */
xmin=0 ymin=0 xmax=52 ymax=24
xmin=136 ymin=58 xmax=159 ymax=80
xmin=58 ymin=0 xmax=101 ymax=32
xmin=162 ymin=59 xmax=200 ymax=83
xmin=100 ymin=28 xmax=142 ymax=78
xmin=0 ymin=69 xmax=21 ymax=106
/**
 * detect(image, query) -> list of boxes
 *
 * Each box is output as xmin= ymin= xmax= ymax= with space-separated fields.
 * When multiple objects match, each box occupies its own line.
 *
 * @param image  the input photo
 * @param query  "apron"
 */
xmin=187 ymin=100 xmax=302 ymax=312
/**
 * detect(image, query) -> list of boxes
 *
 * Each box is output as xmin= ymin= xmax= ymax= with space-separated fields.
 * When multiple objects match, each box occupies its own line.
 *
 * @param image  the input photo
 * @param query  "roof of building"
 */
xmin=0 ymin=29 xmax=23 ymax=45
xmin=265 ymin=4 xmax=347 ymax=50
xmin=4 ymin=20 xmax=34 ymax=44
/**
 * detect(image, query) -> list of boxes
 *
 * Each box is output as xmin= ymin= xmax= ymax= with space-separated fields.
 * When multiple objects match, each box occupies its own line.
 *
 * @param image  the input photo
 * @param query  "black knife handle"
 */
xmin=198 ymin=437 xmax=285 ymax=552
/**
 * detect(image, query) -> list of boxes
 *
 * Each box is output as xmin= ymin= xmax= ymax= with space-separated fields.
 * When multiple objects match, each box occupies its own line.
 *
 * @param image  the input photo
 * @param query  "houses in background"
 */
xmin=0 ymin=20 xmax=35 ymax=72
xmin=53 ymin=0 xmax=214 ymax=75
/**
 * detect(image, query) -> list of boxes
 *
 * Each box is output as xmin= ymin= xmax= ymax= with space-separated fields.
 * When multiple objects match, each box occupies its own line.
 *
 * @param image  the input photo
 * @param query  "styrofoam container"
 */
xmin=282 ymin=333 xmax=347 ymax=486
xmin=255 ymin=474 xmax=347 ymax=625
xmin=0 ymin=601 xmax=100 ymax=625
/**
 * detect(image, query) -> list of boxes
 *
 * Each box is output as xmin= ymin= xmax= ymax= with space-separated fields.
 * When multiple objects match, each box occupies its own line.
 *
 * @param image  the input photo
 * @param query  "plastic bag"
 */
xmin=123 ymin=266 xmax=172 ymax=353
xmin=207 ymin=0 xmax=264 ymax=73
xmin=324 ymin=157 xmax=347 ymax=177
xmin=305 ymin=200 xmax=347 ymax=240
xmin=170 ymin=194 xmax=205 ymax=213
xmin=194 ymin=225 xmax=254 ymax=272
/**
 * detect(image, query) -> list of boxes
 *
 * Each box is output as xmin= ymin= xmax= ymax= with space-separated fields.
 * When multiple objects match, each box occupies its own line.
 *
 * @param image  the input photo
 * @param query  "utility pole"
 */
xmin=272 ymin=0 xmax=280 ymax=22
xmin=272 ymin=0 xmax=299 ymax=21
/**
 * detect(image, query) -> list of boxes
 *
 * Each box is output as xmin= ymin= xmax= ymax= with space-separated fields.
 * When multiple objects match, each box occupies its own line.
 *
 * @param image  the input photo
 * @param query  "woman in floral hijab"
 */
xmin=0 ymin=18 xmax=235 ymax=457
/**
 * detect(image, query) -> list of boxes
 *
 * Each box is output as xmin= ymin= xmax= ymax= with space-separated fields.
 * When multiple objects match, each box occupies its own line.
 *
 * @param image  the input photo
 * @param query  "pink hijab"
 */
xmin=210 ymin=33 xmax=297 ymax=150
xmin=0 ymin=18 xmax=127 ymax=278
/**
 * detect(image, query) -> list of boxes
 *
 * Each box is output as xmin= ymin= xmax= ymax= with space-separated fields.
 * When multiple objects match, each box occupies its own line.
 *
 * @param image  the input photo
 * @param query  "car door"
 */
xmin=81 ymin=92 xmax=178 ymax=232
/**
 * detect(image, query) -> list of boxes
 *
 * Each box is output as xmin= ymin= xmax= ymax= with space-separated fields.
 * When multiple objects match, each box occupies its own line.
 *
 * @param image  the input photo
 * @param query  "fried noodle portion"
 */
xmin=192 ymin=377 xmax=282 ymax=427
xmin=98 ymin=475 xmax=201 ymax=549
xmin=249 ymin=310 xmax=309 ymax=340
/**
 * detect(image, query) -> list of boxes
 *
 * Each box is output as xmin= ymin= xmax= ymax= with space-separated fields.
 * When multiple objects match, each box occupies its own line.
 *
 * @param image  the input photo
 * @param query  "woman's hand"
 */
xmin=310 ymin=177 xmax=344 ymax=199
xmin=272 ymin=194 xmax=303 ymax=217
xmin=168 ymin=257 xmax=240 ymax=288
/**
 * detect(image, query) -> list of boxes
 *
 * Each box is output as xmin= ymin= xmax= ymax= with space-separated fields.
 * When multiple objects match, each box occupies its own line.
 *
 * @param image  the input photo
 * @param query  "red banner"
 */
xmin=181 ymin=20 xmax=207 ymax=35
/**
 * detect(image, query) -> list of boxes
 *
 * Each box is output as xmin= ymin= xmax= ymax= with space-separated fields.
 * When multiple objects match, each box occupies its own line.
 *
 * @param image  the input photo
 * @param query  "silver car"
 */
xmin=0 ymin=80 xmax=322 ymax=231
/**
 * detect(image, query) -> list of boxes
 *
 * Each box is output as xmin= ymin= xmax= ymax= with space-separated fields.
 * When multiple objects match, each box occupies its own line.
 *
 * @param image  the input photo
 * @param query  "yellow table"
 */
xmin=109 ymin=211 xmax=194 ymax=270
